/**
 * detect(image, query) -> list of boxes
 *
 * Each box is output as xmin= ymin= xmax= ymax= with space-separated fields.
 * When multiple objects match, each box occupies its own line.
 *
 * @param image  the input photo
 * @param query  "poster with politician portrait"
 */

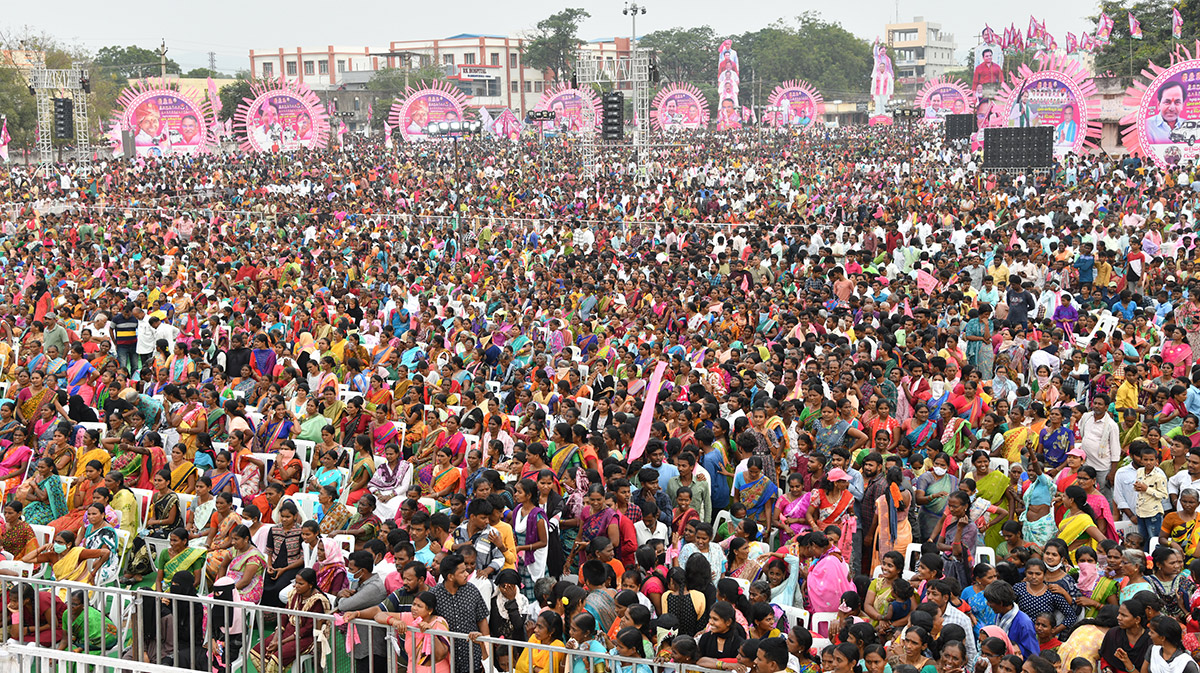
xmin=244 ymin=93 xmax=320 ymax=152
xmin=915 ymin=78 xmax=975 ymax=123
xmin=996 ymin=56 xmax=1100 ymax=157
xmin=972 ymin=44 xmax=1005 ymax=91
xmin=111 ymin=83 xmax=212 ymax=157
xmin=1127 ymin=58 xmax=1200 ymax=168
xmin=534 ymin=84 xmax=601 ymax=134
xmin=651 ymin=84 xmax=709 ymax=131
xmin=767 ymin=80 xmax=825 ymax=129
xmin=233 ymin=78 xmax=330 ymax=154
xmin=391 ymin=87 xmax=468 ymax=142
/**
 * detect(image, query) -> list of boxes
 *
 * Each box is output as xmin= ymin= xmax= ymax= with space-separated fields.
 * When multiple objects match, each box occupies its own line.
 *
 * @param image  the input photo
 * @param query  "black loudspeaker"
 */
xmin=945 ymin=114 xmax=976 ymax=140
xmin=982 ymin=126 xmax=1053 ymax=169
xmin=121 ymin=130 xmax=136 ymax=159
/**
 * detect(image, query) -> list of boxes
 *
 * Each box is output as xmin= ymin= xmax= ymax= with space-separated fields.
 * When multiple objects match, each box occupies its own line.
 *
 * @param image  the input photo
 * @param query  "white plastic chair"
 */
xmin=988 ymin=457 xmax=1009 ymax=474
xmin=129 ymin=487 xmax=154 ymax=523
xmin=289 ymin=493 xmax=319 ymax=521
xmin=976 ymin=546 xmax=997 ymax=567
xmin=294 ymin=439 xmax=317 ymax=465
xmin=778 ymin=605 xmax=810 ymax=632
xmin=810 ymin=611 xmax=837 ymax=638
xmin=30 ymin=524 xmax=54 ymax=549
xmin=334 ymin=534 xmax=354 ymax=555
xmin=78 ymin=422 xmax=106 ymax=439
xmin=903 ymin=543 xmax=923 ymax=580
xmin=713 ymin=510 xmax=733 ymax=538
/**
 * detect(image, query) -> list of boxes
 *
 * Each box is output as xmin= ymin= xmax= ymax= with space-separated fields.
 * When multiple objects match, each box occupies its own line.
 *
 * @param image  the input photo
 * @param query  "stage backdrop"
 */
xmin=234 ymin=78 xmax=331 ymax=153
xmin=532 ymin=84 xmax=601 ymax=134
xmin=388 ymin=81 xmax=471 ymax=142
xmin=994 ymin=54 xmax=1100 ymax=157
xmin=768 ymin=80 xmax=825 ymax=129
xmin=1122 ymin=41 xmax=1200 ymax=168
xmin=109 ymin=80 xmax=213 ymax=157
xmin=915 ymin=77 xmax=977 ymax=124
xmin=651 ymin=84 xmax=710 ymax=131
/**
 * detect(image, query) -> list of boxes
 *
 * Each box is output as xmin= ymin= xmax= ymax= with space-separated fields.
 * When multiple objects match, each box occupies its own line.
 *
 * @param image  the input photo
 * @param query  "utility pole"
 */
xmin=208 ymin=51 xmax=217 ymax=72
xmin=157 ymin=39 xmax=168 ymax=79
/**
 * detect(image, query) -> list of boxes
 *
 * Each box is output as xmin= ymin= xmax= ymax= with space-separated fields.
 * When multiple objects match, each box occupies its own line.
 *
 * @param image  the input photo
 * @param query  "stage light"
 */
xmin=426 ymin=124 xmax=439 ymax=135
xmin=450 ymin=121 xmax=461 ymax=132
xmin=438 ymin=122 xmax=451 ymax=132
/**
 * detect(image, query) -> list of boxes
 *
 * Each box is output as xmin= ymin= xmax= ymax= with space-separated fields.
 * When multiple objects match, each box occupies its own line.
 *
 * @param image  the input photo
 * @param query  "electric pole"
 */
xmin=208 ymin=51 xmax=217 ymax=72
xmin=157 ymin=39 xmax=168 ymax=79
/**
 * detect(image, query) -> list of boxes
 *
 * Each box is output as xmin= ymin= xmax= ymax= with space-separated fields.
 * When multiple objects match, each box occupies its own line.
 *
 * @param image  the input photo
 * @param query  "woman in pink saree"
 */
xmin=1163 ymin=326 xmax=1193 ymax=376
xmin=805 ymin=468 xmax=857 ymax=560
xmin=774 ymin=473 xmax=811 ymax=543
xmin=806 ymin=533 xmax=855 ymax=634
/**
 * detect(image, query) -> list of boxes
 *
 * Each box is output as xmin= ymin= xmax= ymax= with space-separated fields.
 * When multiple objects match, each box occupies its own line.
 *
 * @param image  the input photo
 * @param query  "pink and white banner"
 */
xmin=651 ymin=83 xmax=709 ymax=131
xmin=233 ymin=78 xmax=331 ymax=153
xmin=716 ymin=39 xmax=741 ymax=130
xmin=108 ymin=80 xmax=214 ymax=157
xmin=0 ymin=118 xmax=9 ymax=163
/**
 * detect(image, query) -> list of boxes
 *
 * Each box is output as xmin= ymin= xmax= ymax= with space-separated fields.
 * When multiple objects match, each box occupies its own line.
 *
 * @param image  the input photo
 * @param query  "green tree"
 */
xmin=1092 ymin=0 xmax=1179 ymax=77
xmin=218 ymin=78 xmax=254 ymax=122
xmin=94 ymin=45 xmax=180 ymax=79
xmin=184 ymin=67 xmax=228 ymax=79
xmin=639 ymin=26 xmax=718 ymax=83
xmin=522 ymin=8 xmax=591 ymax=81
xmin=367 ymin=64 xmax=445 ymax=95
xmin=735 ymin=13 xmax=872 ymax=103
xmin=371 ymin=98 xmax=396 ymax=130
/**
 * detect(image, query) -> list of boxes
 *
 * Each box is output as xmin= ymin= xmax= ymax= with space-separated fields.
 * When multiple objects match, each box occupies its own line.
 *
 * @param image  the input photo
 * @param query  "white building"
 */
xmin=248 ymin=34 xmax=552 ymax=114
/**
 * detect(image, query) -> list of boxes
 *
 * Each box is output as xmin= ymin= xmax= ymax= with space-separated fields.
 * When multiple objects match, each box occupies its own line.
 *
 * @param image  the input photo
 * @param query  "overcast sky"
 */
xmin=6 ymin=0 xmax=1102 ymax=73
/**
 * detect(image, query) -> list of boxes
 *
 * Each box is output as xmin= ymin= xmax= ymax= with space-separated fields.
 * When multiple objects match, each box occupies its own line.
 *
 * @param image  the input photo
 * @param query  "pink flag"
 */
xmin=983 ymin=25 xmax=1000 ymax=44
xmin=627 ymin=361 xmax=669 ymax=462
xmin=1028 ymin=16 xmax=1040 ymax=42
xmin=1012 ymin=28 xmax=1025 ymax=51
xmin=1097 ymin=13 xmax=1114 ymax=42
xmin=207 ymin=77 xmax=222 ymax=114
xmin=915 ymin=270 xmax=939 ymax=294
xmin=1129 ymin=12 xmax=1143 ymax=39
xmin=1066 ymin=32 xmax=1079 ymax=52
xmin=1174 ymin=8 xmax=1184 ymax=39
xmin=0 ymin=118 xmax=9 ymax=163
xmin=367 ymin=101 xmax=373 ymax=125
xmin=740 ymin=274 xmax=750 ymax=292
xmin=902 ymin=299 xmax=914 ymax=318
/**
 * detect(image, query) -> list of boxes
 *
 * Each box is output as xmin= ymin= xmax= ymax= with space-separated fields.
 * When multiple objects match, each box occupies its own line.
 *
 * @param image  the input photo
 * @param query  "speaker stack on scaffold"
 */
xmin=982 ymin=126 xmax=1054 ymax=170
xmin=944 ymin=114 xmax=976 ymax=141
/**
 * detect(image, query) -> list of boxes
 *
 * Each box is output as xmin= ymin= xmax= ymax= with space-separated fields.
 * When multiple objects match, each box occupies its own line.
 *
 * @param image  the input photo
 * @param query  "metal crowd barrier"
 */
xmin=0 ymin=575 xmax=713 ymax=673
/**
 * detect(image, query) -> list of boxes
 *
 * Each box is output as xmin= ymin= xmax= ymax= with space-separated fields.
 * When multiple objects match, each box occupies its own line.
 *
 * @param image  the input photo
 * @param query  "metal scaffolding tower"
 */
xmin=573 ymin=47 xmax=652 ymax=177
xmin=29 ymin=61 xmax=92 ymax=165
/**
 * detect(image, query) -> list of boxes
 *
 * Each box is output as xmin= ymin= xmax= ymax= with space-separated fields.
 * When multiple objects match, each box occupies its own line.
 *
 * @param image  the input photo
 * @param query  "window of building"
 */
xmin=262 ymin=62 xmax=274 ymax=77
xmin=509 ymin=53 xmax=518 ymax=68
xmin=337 ymin=59 xmax=346 ymax=73
xmin=304 ymin=61 xmax=314 ymax=76
xmin=443 ymin=54 xmax=455 ymax=65
xmin=486 ymin=79 xmax=500 ymax=96
xmin=490 ymin=53 xmax=500 ymax=66
xmin=353 ymin=97 xmax=360 ymax=111
xmin=524 ymin=81 xmax=532 ymax=92
xmin=511 ymin=81 xmax=519 ymax=93
xmin=534 ymin=81 xmax=543 ymax=92
xmin=319 ymin=60 xmax=328 ymax=75
xmin=286 ymin=61 xmax=296 ymax=76
xmin=464 ymin=53 xmax=476 ymax=65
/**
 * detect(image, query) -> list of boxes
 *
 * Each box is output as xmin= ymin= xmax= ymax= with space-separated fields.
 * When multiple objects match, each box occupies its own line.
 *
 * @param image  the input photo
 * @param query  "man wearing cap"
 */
xmin=41 ymin=313 xmax=68 ymax=354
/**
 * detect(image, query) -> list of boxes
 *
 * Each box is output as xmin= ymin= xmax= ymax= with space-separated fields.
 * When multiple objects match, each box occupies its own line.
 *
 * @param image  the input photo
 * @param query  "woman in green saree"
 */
xmin=913 ymin=452 xmax=958 ymax=541
xmin=154 ymin=527 xmax=205 ymax=592
xmin=967 ymin=450 xmax=1014 ymax=548
xmin=17 ymin=458 xmax=66 ymax=526
xmin=62 ymin=590 xmax=118 ymax=654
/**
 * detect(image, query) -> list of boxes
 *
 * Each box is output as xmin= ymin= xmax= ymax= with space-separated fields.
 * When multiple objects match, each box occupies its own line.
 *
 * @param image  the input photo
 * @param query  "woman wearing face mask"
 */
xmin=17 ymin=528 xmax=110 ymax=584
xmin=914 ymin=452 xmax=958 ymax=541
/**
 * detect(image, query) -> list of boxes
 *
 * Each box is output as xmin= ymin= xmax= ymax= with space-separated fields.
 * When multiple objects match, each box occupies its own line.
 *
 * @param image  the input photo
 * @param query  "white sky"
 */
xmin=5 ymin=0 xmax=1103 ymax=73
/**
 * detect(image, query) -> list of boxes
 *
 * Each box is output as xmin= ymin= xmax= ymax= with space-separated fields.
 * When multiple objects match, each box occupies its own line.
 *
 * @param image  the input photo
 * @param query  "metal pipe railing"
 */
xmin=0 ymin=575 xmax=720 ymax=673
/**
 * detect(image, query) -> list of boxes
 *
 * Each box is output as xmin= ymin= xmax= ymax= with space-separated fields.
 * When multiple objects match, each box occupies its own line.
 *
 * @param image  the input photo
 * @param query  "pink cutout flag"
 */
xmin=627 ymin=361 xmax=669 ymax=462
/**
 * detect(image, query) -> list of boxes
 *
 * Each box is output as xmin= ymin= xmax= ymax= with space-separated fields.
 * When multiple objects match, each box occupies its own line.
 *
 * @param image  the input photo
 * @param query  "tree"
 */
xmin=639 ymin=26 xmax=719 ymax=83
xmin=522 ymin=8 xmax=591 ymax=81
xmin=184 ymin=67 xmax=228 ymax=79
xmin=734 ymin=14 xmax=872 ymax=105
xmin=94 ymin=45 xmax=180 ymax=79
xmin=218 ymin=79 xmax=254 ymax=122
xmin=1093 ymin=0 xmax=1180 ymax=77
xmin=371 ymin=98 xmax=396 ymax=130
xmin=368 ymin=64 xmax=445 ymax=95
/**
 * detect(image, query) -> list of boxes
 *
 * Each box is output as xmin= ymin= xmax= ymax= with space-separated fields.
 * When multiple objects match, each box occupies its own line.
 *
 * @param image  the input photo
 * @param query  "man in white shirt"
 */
xmin=634 ymin=505 xmax=669 ymax=546
xmin=1078 ymin=395 xmax=1123 ymax=492
xmin=134 ymin=308 xmax=158 ymax=372
xmin=1168 ymin=449 xmax=1200 ymax=508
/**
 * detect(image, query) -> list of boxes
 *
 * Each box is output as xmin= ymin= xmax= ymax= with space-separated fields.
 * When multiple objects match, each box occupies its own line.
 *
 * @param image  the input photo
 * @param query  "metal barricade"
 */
xmin=0 ymin=575 xmax=707 ymax=673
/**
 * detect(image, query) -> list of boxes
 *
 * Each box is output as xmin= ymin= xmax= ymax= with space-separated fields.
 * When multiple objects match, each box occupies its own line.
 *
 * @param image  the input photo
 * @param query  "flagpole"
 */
xmin=1129 ymin=33 xmax=1133 ymax=77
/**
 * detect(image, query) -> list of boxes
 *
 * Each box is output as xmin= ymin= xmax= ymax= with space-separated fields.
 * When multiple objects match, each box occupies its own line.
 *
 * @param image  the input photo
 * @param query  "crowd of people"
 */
xmin=0 ymin=123 xmax=1196 ymax=673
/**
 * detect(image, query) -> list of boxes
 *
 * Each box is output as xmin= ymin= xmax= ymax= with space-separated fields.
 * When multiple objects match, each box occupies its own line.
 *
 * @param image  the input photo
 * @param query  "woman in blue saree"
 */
xmin=964 ymin=306 xmax=994 ymax=379
xmin=732 ymin=457 xmax=779 ymax=529
xmin=19 ymin=458 xmax=67 ymax=526
xmin=901 ymin=404 xmax=938 ymax=456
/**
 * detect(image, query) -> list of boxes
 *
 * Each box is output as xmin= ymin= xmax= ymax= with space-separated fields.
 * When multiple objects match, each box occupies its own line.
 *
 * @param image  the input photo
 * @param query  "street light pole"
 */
xmin=623 ymin=2 xmax=647 ymax=51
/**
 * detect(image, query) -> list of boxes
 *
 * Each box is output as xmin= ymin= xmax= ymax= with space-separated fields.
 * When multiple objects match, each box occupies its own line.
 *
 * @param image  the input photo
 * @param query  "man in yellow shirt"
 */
xmin=1095 ymin=252 xmax=1114 ymax=301
xmin=1115 ymin=368 xmax=1142 ymax=425
xmin=486 ymin=493 xmax=518 ymax=571
xmin=988 ymin=253 xmax=1010 ymax=286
